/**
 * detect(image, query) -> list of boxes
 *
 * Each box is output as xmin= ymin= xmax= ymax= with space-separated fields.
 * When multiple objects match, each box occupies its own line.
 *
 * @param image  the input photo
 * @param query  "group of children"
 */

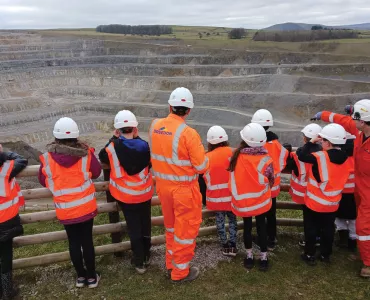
xmin=0 ymin=105 xmax=356 ymax=298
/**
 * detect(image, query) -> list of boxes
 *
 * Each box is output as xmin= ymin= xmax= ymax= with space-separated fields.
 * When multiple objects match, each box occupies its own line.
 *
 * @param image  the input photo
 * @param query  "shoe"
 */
xmin=171 ymin=267 xmax=200 ymax=283
xmin=336 ymin=230 xmax=349 ymax=248
xmin=319 ymin=255 xmax=331 ymax=264
xmin=1 ymin=272 xmax=19 ymax=300
xmin=267 ymin=238 xmax=277 ymax=251
xmin=244 ymin=257 xmax=255 ymax=269
xmin=76 ymin=277 xmax=86 ymax=288
xmin=301 ymin=254 xmax=317 ymax=266
xmin=135 ymin=265 xmax=147 ymax=275
xmin=348 ymin=238 xmax=357 ymax=252
xmin=228 ymin=247 xmax=238 ymax=257
xmin=259 ymin=259 xmax=269 ymax=272
xmin=360 ymin=266 xmax=370 ymax=278
xmin=299 ymin=240 xmax=306 ymax=247
xmin=222 ymin=244 xmax=230 ymax=256
xmin=87 ymin=273 xmax=101 ymax=289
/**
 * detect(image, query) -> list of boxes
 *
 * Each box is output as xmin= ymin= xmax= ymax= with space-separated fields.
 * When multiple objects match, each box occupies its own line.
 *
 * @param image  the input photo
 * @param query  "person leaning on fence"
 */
xmin=284 ymin=123 xmax=322 ymax=248
xmin=38 ymin=117 xmax=102 ymax=289
xmin=298 ymin=124 xmax=351 ymax=266
xmin=251 ymin=109 xmax=289 ymax=251
xmin=99 ymin=110 xmax=153 ymax=275
xmin=0 ymin=144 xmax=28 ymax=300
xmin=198 ymin=126 xmax=237 ymax=257
xmin=149 ymin=87 xmax=209 ymax=283
xmin=228 ymin=123 xmax=275 ymax=272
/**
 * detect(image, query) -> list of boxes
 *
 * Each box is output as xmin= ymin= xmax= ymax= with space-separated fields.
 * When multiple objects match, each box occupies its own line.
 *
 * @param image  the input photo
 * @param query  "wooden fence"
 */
xmin=12 ymin=164 xmax=302 ymax=270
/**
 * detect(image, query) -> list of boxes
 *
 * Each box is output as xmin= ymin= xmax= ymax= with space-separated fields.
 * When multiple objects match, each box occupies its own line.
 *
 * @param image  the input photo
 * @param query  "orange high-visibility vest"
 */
xmin=40 ymin=152 xmax=97 ymax=221
xmin=0 ymin=161 xmax=23 ymax=223
xmin=106 ymin=142 xmax=153 ymax=204
xmin=204 ymin=146 xmax=233 ymax=211
xmin=342 ymin=156 xmax=355 ymax=194
xmin=289 ymin=152 xmax=312 ymax=205
xmin=229 ymin=154 xmax=273 ymax=218
xmin=149 ymin=114 xmax=208 ymax=185
xmin=264 ymin=140 xmax=288 ymax=198
xmin=305 ymin=151 xmax=350 ymax=213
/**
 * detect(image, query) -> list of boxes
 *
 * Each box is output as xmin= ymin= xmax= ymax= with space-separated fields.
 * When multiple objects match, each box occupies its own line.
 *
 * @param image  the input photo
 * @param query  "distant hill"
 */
xmin=264 ymin=22 xmax=370 ymax=31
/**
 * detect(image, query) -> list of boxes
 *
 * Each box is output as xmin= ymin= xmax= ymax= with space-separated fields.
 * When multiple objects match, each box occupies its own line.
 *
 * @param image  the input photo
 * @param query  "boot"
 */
xmin=336 ymin=230 xmax=349 ymax=248
xmin=360 ymin=266 xmax=370 ymax=278
xmin=1 ymin=272 xmax=19 ymax=300
xmin=171 ymin=267 xmax=200 ymax=283
xmin=348 ymin=238 xmax=357 ymax=252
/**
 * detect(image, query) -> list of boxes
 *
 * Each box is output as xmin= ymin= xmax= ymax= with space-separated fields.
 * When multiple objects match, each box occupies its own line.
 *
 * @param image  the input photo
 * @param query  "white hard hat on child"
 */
xmin=207 ymin=126 xmax=228 ymax=144
xmin=240 ymin=123 xmax=267 ymax=148
xmin=168 ymin=87 xmax=194 ymax=109
xmin=353 ymin=99 xmax=370 ymax=122
xmin=301 ymin=123 xmax=322 ymax=139
xmin=251 ymin=109 xmax=274 ymax=127
xmin=319 ymin=124 xmax=347 ymax=145
xmin=53 ymin=117 xmax=79 ymax=139
xmin=114 ymin=110 xmax=138 ymax=129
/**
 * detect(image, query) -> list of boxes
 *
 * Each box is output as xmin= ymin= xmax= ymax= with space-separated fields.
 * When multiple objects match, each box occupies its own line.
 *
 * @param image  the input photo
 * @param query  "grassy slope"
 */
xmin=14 ymin=193 xmax=370 ymax=299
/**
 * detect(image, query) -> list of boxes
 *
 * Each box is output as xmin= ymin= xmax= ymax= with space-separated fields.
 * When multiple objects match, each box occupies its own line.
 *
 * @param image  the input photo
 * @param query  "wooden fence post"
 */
xmin=103 ymin=168 xmax=124 ymax=257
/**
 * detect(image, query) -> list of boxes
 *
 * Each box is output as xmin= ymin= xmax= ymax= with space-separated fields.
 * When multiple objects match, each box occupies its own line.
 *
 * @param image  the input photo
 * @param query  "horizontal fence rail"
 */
xmin=11 ymin=162 xmax=301 ymax=269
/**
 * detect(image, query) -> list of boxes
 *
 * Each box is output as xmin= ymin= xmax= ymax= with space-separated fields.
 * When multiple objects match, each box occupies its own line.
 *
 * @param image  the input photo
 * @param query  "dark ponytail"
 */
xmin=227 ymin=141 xmax=248 ymax=172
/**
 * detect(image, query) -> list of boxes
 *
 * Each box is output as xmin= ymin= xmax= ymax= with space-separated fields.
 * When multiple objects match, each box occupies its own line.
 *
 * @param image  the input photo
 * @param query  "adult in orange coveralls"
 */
xmin=313 ymin=99 xmax=370 ymax=277
xmin=149 ymin=87 xmax=209 ymax=282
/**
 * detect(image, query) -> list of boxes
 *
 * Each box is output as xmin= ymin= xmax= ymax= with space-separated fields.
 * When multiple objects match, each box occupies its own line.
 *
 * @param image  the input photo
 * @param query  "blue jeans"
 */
xmin=215 ymin=211 xmax=238 ymax=247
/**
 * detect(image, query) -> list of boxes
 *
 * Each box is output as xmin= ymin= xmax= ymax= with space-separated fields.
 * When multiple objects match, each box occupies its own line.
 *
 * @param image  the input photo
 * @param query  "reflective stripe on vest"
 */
xmin=206 ymin=196 xmax=232 ymax=203
xmin=172 ymin=260 xmax=189 ymax=270
xmin=279 ymin=147 xmax=288 ymax=171
xmin=54 ymin=193 xmax=95 ymax=209
xmin=291 ymin=173 xmax=308 ymax=186
xmin=349 ymin=174 xmax=355 ymax=180
xmin=174 ymin=235 xmax=194 ymax=245
xmin=231 ymin=198 xmax=271 ymax=213
xmin=306 ymin=191 xmax=340 ymax=206
xmin=0 ymin=193 xmax=21 ymax=211
xmin=290 ymin=186 xmax=306 ymax=197
xmin=168 ymin=250 xmax=173 ymax=255
xmin=166 ymin=227 xmax=175 ymax=233
xmin=107 ymin=143 xmax=122 ymax=178
xmin=315 ymin=152 xmax=329 ymax=182
xmin=42 ymin=153 xmax=91 ymax=196
xmin=152 ymin=171 xmax=197 ymax=182
xmin=308 ymin=178 xmax=342 ymax=197
xmin=344 ymin=183 xmax=355 ymax=189
xmin=329 ymin=113 xmax=336 ymax=123
xmin=109 ymin=178 xmax=152 ymax=196
xmin=204 ymin=171 xmax=228 ymax=191
xmin=357 ymin=235 xmax=370 ymax=241
xmin=271 ymin=185 xmax=280 ymax=192
xmin=0 ymin=161 xmax=12 ymax=197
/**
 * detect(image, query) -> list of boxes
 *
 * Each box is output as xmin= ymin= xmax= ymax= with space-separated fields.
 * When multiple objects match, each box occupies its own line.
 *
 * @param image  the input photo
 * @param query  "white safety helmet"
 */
xmin=53 ymin=117 xmax=79 ymax=139
xmin=251 ymin=109 xmax=274 ymax=127
xmin=207 ymin=126 xmax=228 ymax=145
xmin=240 ymin=123 xmax=267 ymax=148
xmin=319 ymin=123 xmax=347 ymax=145
xmin=114 ymin=110 xmax=138 ymax=129
xmin=346 ymin=132 xmax=357 ymax=140
xmin=168 ymin=87 xmax=194 ymax=109
xmin=352 ymin=99 xmax=370 ymax=122
xmin=301 ymin=123 xmax=322 ymax=139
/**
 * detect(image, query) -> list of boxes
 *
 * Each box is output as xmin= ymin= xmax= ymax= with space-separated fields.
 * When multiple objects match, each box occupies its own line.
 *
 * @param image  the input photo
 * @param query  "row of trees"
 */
xmin=96 ymin=25 xmax=173 ymax=36
xmin=253 ymin=30 xmax=358 ymax=42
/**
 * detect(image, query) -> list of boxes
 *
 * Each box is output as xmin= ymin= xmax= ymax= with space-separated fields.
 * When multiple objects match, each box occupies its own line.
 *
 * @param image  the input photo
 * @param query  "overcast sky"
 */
xmin=1 ymin=0 xmax=369 ymax=29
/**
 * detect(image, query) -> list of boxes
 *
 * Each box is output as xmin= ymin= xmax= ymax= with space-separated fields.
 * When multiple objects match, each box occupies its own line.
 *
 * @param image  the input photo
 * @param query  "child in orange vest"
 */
xmin=99 ymin=110 xmax=153 ymax=275
xmin=0 ymin=144 xmax=27 ymax=299
xmin=335 ymin=133 xmax=357 ymax=251
xmin=228 ymin=123 xmax=275 ymax=271
xmin=199 ymin=126 xmax=237 ymax=256
xmin=38 ymin=118 xmax=102 ymax=288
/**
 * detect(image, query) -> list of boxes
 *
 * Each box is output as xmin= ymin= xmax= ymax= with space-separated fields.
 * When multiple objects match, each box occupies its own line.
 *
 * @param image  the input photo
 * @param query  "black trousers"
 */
xmin=266 ymin=197 xmax=277 ymax=241
xmin=118 ymin=200 xmax=152 ymax=267
xmin=0 ymin=239 xmax=13 ymax=274
xmin=243 ymin=214 xmax=268 ymax=253
xmin=64 ymin=219 xmax=96 ymax=279
xmin=304 ymin=206 xmax=336 ymax=257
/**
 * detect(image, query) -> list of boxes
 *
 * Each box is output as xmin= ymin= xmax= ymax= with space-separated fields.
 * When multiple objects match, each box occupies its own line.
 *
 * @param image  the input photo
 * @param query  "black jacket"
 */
xmin=285 ymin=142 xmax=322 ymax=177
xmin=297 ymin=143 xmax=348 ymax=183
xmin=0 ymin=151 xmax=28 ymax=180
xmin=99 ymin=136 xmax=151 ymax=176
xmin=266 ymin=131 xmax=279 ymax=142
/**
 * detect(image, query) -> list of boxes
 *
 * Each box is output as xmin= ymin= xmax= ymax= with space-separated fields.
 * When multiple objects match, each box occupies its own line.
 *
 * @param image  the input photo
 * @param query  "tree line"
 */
xmin=253 ymin=30 xmax=358 ymax=42
xmin=96 ymin=25 xmax=173 ymax=36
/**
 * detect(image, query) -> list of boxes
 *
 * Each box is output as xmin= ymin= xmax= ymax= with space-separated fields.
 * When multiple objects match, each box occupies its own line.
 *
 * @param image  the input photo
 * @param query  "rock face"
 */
xmin=1 ymin=31 xmax=370 ymax=152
